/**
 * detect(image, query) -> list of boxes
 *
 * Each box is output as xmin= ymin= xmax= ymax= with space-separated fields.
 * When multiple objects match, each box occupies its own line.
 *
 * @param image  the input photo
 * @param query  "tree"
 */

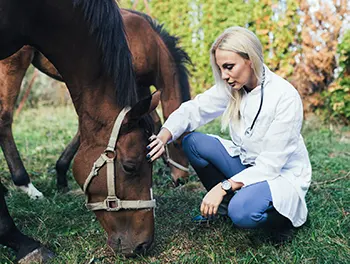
xmin=293 ymin=0 xmax=348 ymax=112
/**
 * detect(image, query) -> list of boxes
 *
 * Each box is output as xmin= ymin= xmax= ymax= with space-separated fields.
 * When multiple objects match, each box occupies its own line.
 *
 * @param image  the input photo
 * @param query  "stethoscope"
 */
xmin=244 ymin=67 xmax=265 ymax=137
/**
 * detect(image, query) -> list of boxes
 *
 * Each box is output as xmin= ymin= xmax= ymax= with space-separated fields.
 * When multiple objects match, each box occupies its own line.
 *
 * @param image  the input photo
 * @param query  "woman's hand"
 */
xmin=200 ymin=182 xmax=226 ymax=218
xmin=146 ymin=128 xmax=172 ymax=162
xmin=146 ymin=135 xmax=165 ymax=162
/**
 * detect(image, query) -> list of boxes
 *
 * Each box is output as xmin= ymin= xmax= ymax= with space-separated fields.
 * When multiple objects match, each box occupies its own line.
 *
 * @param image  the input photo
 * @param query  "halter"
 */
xmin=163 ymin=144 xmax=190 ymax=173
xmin=83 ymin=107 xmax=156 ymax=212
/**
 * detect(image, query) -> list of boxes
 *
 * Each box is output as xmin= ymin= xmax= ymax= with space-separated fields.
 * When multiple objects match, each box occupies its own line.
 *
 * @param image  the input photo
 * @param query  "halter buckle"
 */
xmin=104 ymin=196 xmax=121 ymax=211
xmin=104 ymin=149 xmax=116 ymax=160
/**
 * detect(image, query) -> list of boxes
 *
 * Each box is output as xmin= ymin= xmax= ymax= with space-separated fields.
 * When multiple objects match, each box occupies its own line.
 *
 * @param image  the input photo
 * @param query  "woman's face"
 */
xmin=215 ymin=49 xmax=257 ymax=91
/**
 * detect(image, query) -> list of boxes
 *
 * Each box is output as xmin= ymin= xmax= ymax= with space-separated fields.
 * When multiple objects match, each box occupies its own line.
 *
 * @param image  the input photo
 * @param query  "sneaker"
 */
xmin=191 ymin=214 xmax=219 ymax=224
xmin=217 ymin=192 xmax=235 ymax=216
xmin=217 ymin=202 xmax=228 ymax=216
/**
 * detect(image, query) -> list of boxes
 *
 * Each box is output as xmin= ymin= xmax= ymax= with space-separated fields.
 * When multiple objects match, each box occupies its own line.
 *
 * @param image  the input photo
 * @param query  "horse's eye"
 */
xmin=122 ymin=163 xmax=137 ymax=174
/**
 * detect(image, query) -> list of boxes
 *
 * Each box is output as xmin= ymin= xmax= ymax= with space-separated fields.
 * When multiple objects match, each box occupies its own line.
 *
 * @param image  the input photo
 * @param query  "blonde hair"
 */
xmin=210 ymin=26 xmax=264 ymax=131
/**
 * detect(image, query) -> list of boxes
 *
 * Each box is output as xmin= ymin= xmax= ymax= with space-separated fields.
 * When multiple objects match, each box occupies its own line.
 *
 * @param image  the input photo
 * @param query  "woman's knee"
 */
xmin=227 ymin=197 xmax=267 ymax=229
xmin=227 ymin=200 xmax=250 ymax=228
xmin=228 ymin=211 xmax=266 ymax=229
xmin=183 ymin=132 xmax=200 ymax=148
xmin=182 ymin=132 xmax=204 ymax=156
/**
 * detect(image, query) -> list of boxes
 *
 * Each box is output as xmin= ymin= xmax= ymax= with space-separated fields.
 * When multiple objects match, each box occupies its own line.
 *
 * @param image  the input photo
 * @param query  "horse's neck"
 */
xmin=77 ymin=88 xmax=120 ymax=148
xmin=28 ymin=3 xmax=120 ymax=147
xmin=29 ymin=4 xmax=95 ymax=77
xmin=155 ymin=47 xmax=184 ymax=119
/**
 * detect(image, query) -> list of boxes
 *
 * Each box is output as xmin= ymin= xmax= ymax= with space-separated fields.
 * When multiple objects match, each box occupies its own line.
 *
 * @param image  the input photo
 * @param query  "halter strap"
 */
xmin=83 ymin=107 xmax=156 ymax=212
xmin=164 ymin=145 xmax=190 ymax=172
xmin=106 ymin=107 xmax=130 ymax=152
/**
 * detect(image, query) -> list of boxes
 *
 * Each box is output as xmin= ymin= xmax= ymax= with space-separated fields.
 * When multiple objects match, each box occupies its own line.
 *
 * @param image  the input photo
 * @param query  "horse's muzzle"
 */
xmin=107 ymin=235 xmax=153 ymax=257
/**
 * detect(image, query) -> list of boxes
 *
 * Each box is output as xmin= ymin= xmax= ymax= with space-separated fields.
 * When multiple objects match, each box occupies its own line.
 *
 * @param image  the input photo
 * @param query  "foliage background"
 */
xmin=18 ymin=0 xmax=350 ymax=123
xmin=119 ymin=0 xmax=349 ymax=123
xmin=1 ymin=1 xmax=349 ymax=263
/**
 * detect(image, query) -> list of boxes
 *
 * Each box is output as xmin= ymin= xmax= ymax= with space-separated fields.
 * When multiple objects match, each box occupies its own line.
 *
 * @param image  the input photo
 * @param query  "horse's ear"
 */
xmin=148 ymin=90 xmax=161 ymax=113
xmin=124 ymin=91 xmax=161 ymax=123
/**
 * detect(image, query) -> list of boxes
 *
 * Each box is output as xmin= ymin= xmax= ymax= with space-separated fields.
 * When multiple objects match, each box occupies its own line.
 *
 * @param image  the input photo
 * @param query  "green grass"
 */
xmin=1 ymin=106 xmax=349 ymax=263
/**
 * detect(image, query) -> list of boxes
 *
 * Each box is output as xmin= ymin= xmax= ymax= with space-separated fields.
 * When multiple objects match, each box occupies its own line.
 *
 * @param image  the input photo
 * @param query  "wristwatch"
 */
xmin=221 ymin=180 xmax=233 ymax=194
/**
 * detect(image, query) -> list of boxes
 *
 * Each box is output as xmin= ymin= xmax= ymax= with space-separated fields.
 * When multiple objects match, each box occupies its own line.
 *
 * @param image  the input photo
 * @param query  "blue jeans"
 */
xmin=182 ymin=132 xmax=288 ymax=229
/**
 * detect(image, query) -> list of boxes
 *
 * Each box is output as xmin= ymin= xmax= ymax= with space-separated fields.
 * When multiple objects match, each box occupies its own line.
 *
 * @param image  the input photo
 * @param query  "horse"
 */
xmin=0 ymin=0 xmax=161 ymax=261
xmin=0 ymin=9 xmax=191 ymax=200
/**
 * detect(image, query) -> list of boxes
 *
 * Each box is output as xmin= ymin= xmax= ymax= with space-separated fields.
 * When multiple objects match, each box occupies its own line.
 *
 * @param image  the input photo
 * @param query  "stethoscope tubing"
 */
xmin=245 ymin=67 xmax=265 ymax=137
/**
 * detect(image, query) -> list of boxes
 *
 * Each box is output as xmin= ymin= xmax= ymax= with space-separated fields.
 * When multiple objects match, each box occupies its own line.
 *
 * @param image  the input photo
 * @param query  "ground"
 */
xmin=0 ymin=105 xmax=349 ymax=263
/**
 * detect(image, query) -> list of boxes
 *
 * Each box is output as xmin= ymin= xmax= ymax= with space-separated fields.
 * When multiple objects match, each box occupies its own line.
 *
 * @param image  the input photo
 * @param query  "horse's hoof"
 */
xmin=57 ymin=185 xmax=70 ymax=193
xmin=18 ymin=247 xmax=54 ymax=264
xmin=1 ymin=184 xmax=9 ymax=195
xmin=18 ymin=183 xmax=44 ymax=199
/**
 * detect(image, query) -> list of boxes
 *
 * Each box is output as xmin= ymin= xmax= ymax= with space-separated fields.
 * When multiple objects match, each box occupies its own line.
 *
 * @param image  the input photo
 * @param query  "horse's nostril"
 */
xmin=134 ymin=242 xmax=149 ymax=255
xmin=107 ymin=237 xmax=122 ymax=252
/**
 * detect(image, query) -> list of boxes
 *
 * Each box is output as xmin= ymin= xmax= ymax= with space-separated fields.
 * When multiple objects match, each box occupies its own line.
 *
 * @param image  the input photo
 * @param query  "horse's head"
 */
xmin=0 ymin=0 xmax=30 ymax=59
xmin=80 ymin=92 xmax=161 ymax=257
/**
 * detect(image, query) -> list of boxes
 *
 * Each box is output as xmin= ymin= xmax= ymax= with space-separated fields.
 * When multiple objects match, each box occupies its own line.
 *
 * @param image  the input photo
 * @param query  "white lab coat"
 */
xmin=163 ymin=65 xmax=312 ymax=227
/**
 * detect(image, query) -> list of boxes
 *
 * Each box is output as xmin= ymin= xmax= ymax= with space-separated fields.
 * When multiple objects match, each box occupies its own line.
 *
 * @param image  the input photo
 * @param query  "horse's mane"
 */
xmin=73 ymin=0 xmax=138 ymax=107
xmin=127 ymin=10 xmax=192 ymax=102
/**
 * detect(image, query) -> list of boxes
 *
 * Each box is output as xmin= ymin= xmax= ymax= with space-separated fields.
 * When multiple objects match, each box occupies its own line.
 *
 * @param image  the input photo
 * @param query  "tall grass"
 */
xmin=0 ymin=106 xmax=349 ymax=263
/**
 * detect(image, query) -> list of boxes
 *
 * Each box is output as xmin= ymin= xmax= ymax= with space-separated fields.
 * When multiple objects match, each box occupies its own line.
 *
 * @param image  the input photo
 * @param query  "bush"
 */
xmin=319 ymin=30 xmax=350 ymax=124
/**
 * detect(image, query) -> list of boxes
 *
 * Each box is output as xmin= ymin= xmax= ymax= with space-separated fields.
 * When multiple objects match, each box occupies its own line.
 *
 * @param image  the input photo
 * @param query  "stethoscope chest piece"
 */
xmin=245 ymin=127 xmax=253 ymax=137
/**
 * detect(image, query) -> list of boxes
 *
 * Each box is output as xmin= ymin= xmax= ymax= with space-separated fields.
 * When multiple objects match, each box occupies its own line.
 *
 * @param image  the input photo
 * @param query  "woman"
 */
xmin=146 ymin=26 xmax=312 ymax=229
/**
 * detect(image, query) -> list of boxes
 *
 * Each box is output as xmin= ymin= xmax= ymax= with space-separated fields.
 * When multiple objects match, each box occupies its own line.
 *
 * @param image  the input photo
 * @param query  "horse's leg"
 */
xmin=0 ymin=181 xmax=8 ymax=196
xmin=31 ymin=49 xmax=63 ymax=81
xmin=0 ymin=181 xmax=53 ymax=263
xmin=0 ymin=46 xmax=43 ymax=199
xmin=55 ymin=131 xmax=80 ymax=192
xmin=32 ymin=49 xmax=74 ymax=192
xmin=33 ymin=50 xmax=80 ymax=192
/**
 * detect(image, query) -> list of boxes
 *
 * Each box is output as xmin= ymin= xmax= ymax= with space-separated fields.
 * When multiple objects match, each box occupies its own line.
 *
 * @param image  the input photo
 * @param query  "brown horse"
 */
xmin=0 ymin=0 xmax=161 ymax=261
xmin=0 ymin=9 xmax=191 ymax=199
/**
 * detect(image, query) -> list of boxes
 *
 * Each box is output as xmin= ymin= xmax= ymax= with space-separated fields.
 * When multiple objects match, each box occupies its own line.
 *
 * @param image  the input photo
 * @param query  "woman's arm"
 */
xmin=147 ymin=84 xmax=229 ymax=162
xmin=162 ymin=84 xmax=229 ymax=142
xmin=200 ymin=179 xmax=243 ymax=217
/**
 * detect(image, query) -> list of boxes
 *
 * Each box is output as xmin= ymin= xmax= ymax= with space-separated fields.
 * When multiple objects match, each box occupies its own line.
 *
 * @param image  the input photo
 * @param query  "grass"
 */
xmin=0 ymin=105 xmax=349 ymax=263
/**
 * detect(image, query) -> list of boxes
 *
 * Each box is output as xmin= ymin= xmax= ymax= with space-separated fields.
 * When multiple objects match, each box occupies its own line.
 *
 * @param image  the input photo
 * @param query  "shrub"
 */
xmin=319 ymin=30 xmax=350 ymax=124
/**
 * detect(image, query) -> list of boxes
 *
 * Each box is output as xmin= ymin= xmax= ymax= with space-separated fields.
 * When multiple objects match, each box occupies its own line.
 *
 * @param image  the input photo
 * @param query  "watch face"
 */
xmin=222 ymin=180 xmax=231 ymax=191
